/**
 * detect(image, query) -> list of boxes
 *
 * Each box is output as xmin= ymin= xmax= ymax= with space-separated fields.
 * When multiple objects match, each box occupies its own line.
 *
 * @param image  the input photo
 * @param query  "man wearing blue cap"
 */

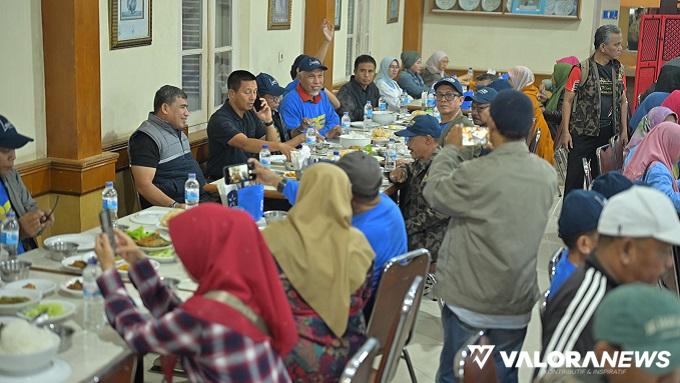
xmin=256 ymin=73 xmax=289 ymax=142
xmin=549 ymin=189 xmax=606 ymax=299
xmin=424 ymin=89 xmax=558 ymax=383
xmin=390 ymin=115 xmax=449 ymax=264
xmin=591 ymin=171 xmax=633 ymax=199
xmin=279 ymin=56 xmax=343 ymax=139
xmin=434 ymin=77 xmax=477 ymax=158
xmin=466 ymin=87 xmax=498 ymax=127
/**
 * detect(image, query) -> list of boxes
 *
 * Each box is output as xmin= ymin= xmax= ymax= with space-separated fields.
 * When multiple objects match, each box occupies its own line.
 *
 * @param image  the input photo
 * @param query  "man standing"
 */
xmin=279 ymin=57 xmax=343 ymax=139
xmin=424 ymin=90 xmax=557 ymax=383
xmin=467 ymin=87 xmax=498 ymax=127
xmin=207 ymin=70 xmax=304 ymax=181
xmin=336 ymin=55 xmax=380 ymax=121
xmin=0 ymin=115 xmax=54 ymax=252
xmin=256 ymin=72 xmax=288 ymax=142
xmin=389 ymin=115 xmax=449 ymax=263
xmin=129 ymin=85 xmax=207 ymax=209
xmin=560 ymin=25 xmax=628 ymax=194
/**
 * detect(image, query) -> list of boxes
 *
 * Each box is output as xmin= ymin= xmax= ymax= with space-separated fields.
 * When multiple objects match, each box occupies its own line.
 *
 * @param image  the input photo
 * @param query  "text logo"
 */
xmin=468 ymin=345 xmax=495 ymax=369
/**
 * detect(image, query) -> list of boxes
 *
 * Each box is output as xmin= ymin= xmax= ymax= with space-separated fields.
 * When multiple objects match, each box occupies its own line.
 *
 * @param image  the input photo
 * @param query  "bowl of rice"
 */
xmin=0 ymin=319 xmax=60 ymax=373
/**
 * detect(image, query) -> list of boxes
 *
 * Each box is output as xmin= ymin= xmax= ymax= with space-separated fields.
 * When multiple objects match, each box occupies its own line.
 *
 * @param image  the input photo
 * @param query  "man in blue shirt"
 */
xmin=549 ymin=189 xmax=606 ymax=299
xmin=251 ymin=152 xmax=407 ymax=300
xmin=279 ymin=57 xmax=343 ymax=139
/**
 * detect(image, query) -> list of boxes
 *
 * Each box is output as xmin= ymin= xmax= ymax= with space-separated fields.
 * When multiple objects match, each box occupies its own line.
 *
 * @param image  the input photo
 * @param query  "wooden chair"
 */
xmin=340 ymin=338 xmax=380 ymax=383
xmin=94 ymin=353 xmax=139 ymax=383
xmin=367 ymin=249 xmax=430 ymax=383
xmin=582 ymin=158 xmax=592 ymax=189
xmin=528 ymin=128 xmax=541 ymax=154
xmin=375 ymin=276 xmax=425 ymax=383
xmin=453 ymin=331 xmax=498 ymax=383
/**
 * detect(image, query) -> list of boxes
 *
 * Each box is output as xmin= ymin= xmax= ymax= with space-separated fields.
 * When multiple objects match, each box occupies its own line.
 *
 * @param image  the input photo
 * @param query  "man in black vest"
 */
xmin=129 ymin=85 xmax=208 ymax=209
xmin=559 ymin=25 xmax=629 ymax=194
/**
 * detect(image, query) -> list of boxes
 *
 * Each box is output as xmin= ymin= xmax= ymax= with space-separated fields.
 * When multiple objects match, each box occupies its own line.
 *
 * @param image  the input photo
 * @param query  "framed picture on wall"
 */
xmin=387 ymin=0 xmax=399 ymax=23
xmin=335 ymin=0 xmax=342 ymax=30
xmin=268 ymin=0 xmax=292 ymax=30
xmin=510 ymin=0 xmax=546 ymax=15
xmin=109 ymin=0 xmax=152 ymax=49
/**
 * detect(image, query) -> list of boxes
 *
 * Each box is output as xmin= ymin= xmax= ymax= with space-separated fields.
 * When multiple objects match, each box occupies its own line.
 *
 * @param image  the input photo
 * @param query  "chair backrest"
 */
xmin=582 ymin=157 xmax=592 ymax=189
xmin=596 ymin=144 xmax=619 ymax=175
xmin=554 ymin=147 xmax=569 ymax=182
xmin=340 ymin=338 xmax=380 ymax=383
xmin=453 ymin=331 xmax=498 ymax=383
xmin=367 ymin=249 xmax=430 ymax=352
xmin=376 ymin=276 xmax=424 ymax=383
xmin=529 ymin=128 xmax=541 ymax=154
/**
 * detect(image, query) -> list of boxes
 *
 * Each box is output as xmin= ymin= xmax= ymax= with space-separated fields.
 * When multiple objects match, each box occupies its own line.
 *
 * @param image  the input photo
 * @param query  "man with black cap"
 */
xmin=250 ymin=152 xmax=407 ymax=304
xmin=256 ymin=73 xmax=289 ymax=142
xmin=423 ymin=89 xmax=558 ymax=383
xmin=279 ymin=56 xmax=343 ymax=139
xmin=467 ymin=87 xmax=498 ymax=127
xmin=0 ymin=115 xmax=54 ymax=252
xmin=389 ymin=115 xmax=449 ymax=264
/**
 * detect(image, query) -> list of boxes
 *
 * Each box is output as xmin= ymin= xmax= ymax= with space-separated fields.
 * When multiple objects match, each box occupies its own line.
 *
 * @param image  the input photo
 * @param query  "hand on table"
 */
xmin=325 ymin=126 xmax=343 ymax=139
xmin=249 ymin=159 xmax=283 ymax=187
xmin=95 ymin=229 xmax=144 ymax=272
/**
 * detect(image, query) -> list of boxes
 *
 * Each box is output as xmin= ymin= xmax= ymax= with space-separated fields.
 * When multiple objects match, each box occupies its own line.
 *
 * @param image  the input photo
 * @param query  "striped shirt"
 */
xmin=97 ymin=259 xmax=291 ymax=383
xmin=537 ymin=256 xmax=618 ymax=378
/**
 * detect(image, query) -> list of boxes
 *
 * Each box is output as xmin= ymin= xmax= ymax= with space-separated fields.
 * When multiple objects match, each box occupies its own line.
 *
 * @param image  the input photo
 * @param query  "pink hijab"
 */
xmin=623 ymin=122 xmax=680 ymax=191
xmin=556 ymin=56 xmax=580 ymax=66
xmin=508 ymin=66 xmax=535 ymax=90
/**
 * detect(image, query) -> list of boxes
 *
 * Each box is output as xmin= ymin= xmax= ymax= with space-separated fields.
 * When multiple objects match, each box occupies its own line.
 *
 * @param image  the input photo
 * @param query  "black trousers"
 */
xmin=564 ymin=124 xmax=614 ymax=195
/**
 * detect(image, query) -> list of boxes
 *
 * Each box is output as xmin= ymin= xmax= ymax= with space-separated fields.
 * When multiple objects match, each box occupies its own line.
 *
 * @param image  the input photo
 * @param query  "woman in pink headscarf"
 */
xmin=624 ymin=106 xmax=678 ymax=163
xmin=623 ymin=122 xmax=680 ymax=211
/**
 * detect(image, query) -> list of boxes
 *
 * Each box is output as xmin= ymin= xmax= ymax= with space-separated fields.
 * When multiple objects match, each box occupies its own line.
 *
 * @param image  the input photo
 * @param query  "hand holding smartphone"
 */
xmin=99 ymin=209 xmax=117 ymax=254
xmin=223 ymin=163 xmax=256 ymax=185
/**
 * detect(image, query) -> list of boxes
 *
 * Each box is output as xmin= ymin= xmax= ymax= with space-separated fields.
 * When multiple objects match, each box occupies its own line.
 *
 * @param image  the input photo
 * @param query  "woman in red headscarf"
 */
xmin=94 ymin=203 xmax=297 ymax=382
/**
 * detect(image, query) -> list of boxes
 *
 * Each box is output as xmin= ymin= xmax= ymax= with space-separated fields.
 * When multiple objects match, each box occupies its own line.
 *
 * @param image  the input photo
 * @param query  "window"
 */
xmin=181 ymin=0 xmax=236 ymax=126
xmin=345 ymin=0 xmax=370 ymax=78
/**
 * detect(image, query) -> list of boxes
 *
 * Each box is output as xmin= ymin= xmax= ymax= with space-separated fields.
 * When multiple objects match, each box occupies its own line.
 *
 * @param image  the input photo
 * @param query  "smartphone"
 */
xmin=99 ymin=209 xmax=116 ymax=254
xmin=462 ymin=126 xmax=489 ymax=146
xmin=223 ymin=163 xmax=256 ymax=185
xmin=254 ymin=98 xmax=263 ymax=112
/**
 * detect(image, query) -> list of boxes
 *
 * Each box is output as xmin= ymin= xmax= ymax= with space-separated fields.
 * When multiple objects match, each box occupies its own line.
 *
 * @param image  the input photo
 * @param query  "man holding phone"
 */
xmin=207 ymin=70 xmax=305 ymax=181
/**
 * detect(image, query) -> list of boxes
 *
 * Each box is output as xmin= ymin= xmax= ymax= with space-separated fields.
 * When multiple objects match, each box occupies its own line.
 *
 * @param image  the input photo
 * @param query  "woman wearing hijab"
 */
xmin=556 ymin=56 xmax=580 ymax=66
xmin=422 ymin=51 xmax=449 ymax=87
xmin=94 ymin=204 xmax=297 ymax=383
xmin=662 ymin=90 xmax=680 ymax=116
xmin=262 ymin=163 xmax=374 ymax=382
xmin=375 ymin=56 xmax=410 ymax=111
xmin=508 ymin=66 xmax=555 ymax=164
xmin=628 ymin=92 xmax=670 ymax=137
xmin=398 ymin=51 xmax=429 ymax=98
xmin=543 ymin=62 xmax=575 ymax=140
xmin=624 ymin=106 xmax=678 ymax=164
xmin=623 ymin=122 xmax=680 ymax=212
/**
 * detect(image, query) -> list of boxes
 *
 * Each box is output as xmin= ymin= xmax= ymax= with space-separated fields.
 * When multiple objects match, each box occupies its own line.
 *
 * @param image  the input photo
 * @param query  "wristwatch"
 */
xmin=168 ymin=201 xmax=178 ymax=208
xmin=276 ymin=178 xmax=288 ymax=193
xmin=264 ymin=120 xmax=275 ymax=127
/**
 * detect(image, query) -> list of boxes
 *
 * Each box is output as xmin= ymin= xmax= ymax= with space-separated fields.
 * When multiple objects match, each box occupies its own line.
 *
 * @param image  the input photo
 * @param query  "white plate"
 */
xmin=145 ymin=249 xmax=177 ymax=264
xmin=350 ymin=121 xmax=379 ymax=129
xmin=435 ymin=0 xmax=456 ymax=10
xmin=18 ymin=299 xmax=76 ymax=323
xmin=60 ymin=253 xmax=96 ymax=274
xmin=4 ymin=279 xmax=56 ymax=296
xmin=0 ymin=358 xmax=71 ymax=383
xmin=481 ymin=0 xmax=500 ymax=11
xmin=130 ymin=210 xmax=167 ymax=225
xmin=459 ymin=0 xmax=480 ymax=10
xmin=0 ymin=289 xmax=41 ymax=316
xmin=59 ymin=277 xmax=83 ymax=298
xmin=43 ymin=233 xmax=96 ymax=251
xmin=269 ymin=154 xmax=286 ymax=164
xmin=116 ymin=259 xmax=161 ymax=279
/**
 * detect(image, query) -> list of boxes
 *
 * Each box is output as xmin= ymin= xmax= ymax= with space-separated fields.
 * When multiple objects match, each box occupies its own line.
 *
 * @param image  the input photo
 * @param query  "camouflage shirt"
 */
xmin=395 ymin=149 xmax=450 ymax=261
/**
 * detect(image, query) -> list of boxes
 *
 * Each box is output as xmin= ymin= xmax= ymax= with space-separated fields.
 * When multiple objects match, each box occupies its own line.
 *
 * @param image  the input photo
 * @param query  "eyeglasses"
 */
xmin=435 ymin=93 xmax=461 ymax=101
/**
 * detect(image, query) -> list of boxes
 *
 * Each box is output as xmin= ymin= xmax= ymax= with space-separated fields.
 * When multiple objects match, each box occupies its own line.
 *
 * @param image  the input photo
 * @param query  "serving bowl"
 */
xmin=264 ymin=211 xmax=288 ymax=225
xmin=372 ymin=111 xmax=397 ymax=125
xmin=0 ymin=260 xmax=31 ymax=283
xmin=339 ymin=134 xmax=371 ymax=148
xmin=0 ymin=288 xmax=41 ymax=316
xmin=0 ymin=320 xmax=59 ymax=373
xmin=44 ymin=241 xmax=79 ymax=261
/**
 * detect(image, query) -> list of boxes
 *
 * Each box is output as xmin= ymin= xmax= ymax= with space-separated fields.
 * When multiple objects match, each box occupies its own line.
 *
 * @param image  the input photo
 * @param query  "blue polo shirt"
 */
xmin=547 ymin=248 xmax=574 ymax=300
xmin=279 ymin=84 xmax=340 ymax=136
xmin=0 ymin=182 xmax=24 ymax=254
xmin=282 ymin=180 xmax=407 ymax=292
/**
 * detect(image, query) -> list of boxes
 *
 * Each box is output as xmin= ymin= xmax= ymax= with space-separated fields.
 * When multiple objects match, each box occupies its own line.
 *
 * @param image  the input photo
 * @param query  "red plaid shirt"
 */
xmin=97 ymin=258 xmax=291 ymax=383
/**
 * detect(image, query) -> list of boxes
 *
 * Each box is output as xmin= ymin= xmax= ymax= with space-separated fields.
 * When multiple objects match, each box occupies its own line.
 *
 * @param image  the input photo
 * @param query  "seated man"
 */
xmin=549 ymin=189 xmax=606 ymax=299
xmin=467 ymin=87 xmax=498 ymax=127
xmin=336 ymin=55 xmax=380 ymax=121
xmin=538 ymin=186 xmax=680 ymax=379
xmin=207 ymin=70 xmax=305 ymax=181
xmin=389 ymin=115 xmax=449 ymax=263
xmin=252 ymin=152 xmax=407 ymax=303
xmin=279 ymin=57 xmax=343 ymax=139
xmin=256 ymin=72 xmax=288 ymax=142
xmin=129 ymin=85 xmax=208 ymax=209
xmin=0 ymin=115 xmax=54 ymax=252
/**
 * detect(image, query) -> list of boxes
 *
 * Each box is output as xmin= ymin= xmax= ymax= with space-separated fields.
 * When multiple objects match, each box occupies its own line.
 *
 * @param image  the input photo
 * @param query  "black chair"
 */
xmin=340 ymin=338 xmax=380 ymax=383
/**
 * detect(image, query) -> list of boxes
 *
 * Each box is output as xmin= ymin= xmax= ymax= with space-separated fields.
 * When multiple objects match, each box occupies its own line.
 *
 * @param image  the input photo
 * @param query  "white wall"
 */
xmin=0 ymin=0 xmax=46 ymax=162
xmin=422 ymin=0 xmax=599 ymax=75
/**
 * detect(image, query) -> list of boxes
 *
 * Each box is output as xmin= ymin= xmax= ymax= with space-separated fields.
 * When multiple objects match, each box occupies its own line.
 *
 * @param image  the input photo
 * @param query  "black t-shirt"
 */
xmin=596 ymin=61 xmax=615 ymax=128
xmin=129 ymin=131 xmax=163 ymax=167
xmin=207 ymin=101 xmax=267 ymax=180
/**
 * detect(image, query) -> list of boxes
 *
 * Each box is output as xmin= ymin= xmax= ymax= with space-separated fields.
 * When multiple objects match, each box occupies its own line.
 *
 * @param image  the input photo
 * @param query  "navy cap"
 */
xmin=256 ymin=73 xmax=285 ymax=97
xmin=488 ymin=78 xmax=512 ymax=92
xmin=298 ymin=57 xmax=328 ymax=72
xmin=0 ymin=115 xmax=34 ymax=149
xmin=559 ymin=190 xmax=607 ymax=239
xmin=465 ymin=87 xmax=498 ymax=104
xmin=395 ymin=115 xmax=441 ymax=138
xmin=489 ymin=89 xmax=534 ymax=138
xmin=591 ymin=171 xmax=634 ymax=199
xmin=433 ymin=77 xmax=464 ymax=96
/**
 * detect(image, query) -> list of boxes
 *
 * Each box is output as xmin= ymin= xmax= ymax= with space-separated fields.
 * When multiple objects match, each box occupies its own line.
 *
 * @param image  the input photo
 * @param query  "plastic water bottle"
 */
xmin=385 ymin=140 xmax=397 ymax=171
xmin=83 ymin=258 xmax=104 ymax=332
xmin=259 ymin=144 xmax=272 ymax=169
xmin=331 ymin=150 xmax=341 ymax=162
xmin=363 ymin=101 xmax=373 ymax=123
xmin=433 ymin=107 xmax=441 ymax=123
xmin=184 ymin=173 xmax=199 ymax=208
xmin=400 ymin=91 xmax=409 ymax=115
xmin=341 ymin=112 xmax=351 ymax=135
xmin=427 ymin=91 xmax=436 ymax=109
xmin=378 ymin=96 xmax=387 ymax=111
xmin=421 ymin=91 xmax=428 ymax=107
xmin=101 ymin=181 xmax=118 ymax=225
xmin=467 ymin=67 xmax=474 ymax=79
xmin=1 ymin=211 xmax=19 ymax=259
xmin=305 ymin=126 xmax=317 ymax=146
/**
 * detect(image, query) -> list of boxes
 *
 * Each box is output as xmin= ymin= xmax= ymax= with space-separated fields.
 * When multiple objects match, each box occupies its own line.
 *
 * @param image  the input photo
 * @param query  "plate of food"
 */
xmin=350 ymin=121 xmax=379 ymax=129
xmin=158 ymin=209 xmax=183 ymax=228
xmin=116 ymin=259 xmax=161 ymax=278
xmin=43 ymin=233 xmax=96 ymax=251
xmin=60 ymin=253 xmax=96 ymax=274
xmin=145 ymin=248 xmax=176 ymax=263
xmin=371 ymin=127 xmax=392 ymax=144
xmin=5 ymin=279 xmax=56 ymax=297
xmin=0 ymin=289 xmax=41 ymax=315
xmin=282 ymin=171 xmax=297 ymax=180
xmin=127 ymin=226 xmax=172 ymax=251
xmin=18 ymin=299 xmax=76 ymax=323
xmin=59 ymin=277 xmax=83 ymax=297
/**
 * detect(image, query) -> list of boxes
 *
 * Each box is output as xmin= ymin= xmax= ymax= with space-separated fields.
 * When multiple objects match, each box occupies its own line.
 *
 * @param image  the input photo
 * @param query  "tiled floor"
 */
xmin=145 ymin=193 xmax=565 ymax=383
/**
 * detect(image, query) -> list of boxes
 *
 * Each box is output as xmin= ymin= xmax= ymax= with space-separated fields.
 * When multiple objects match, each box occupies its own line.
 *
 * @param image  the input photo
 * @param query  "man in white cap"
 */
xmin=537 ymin=186 xmax=680 ymax=379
